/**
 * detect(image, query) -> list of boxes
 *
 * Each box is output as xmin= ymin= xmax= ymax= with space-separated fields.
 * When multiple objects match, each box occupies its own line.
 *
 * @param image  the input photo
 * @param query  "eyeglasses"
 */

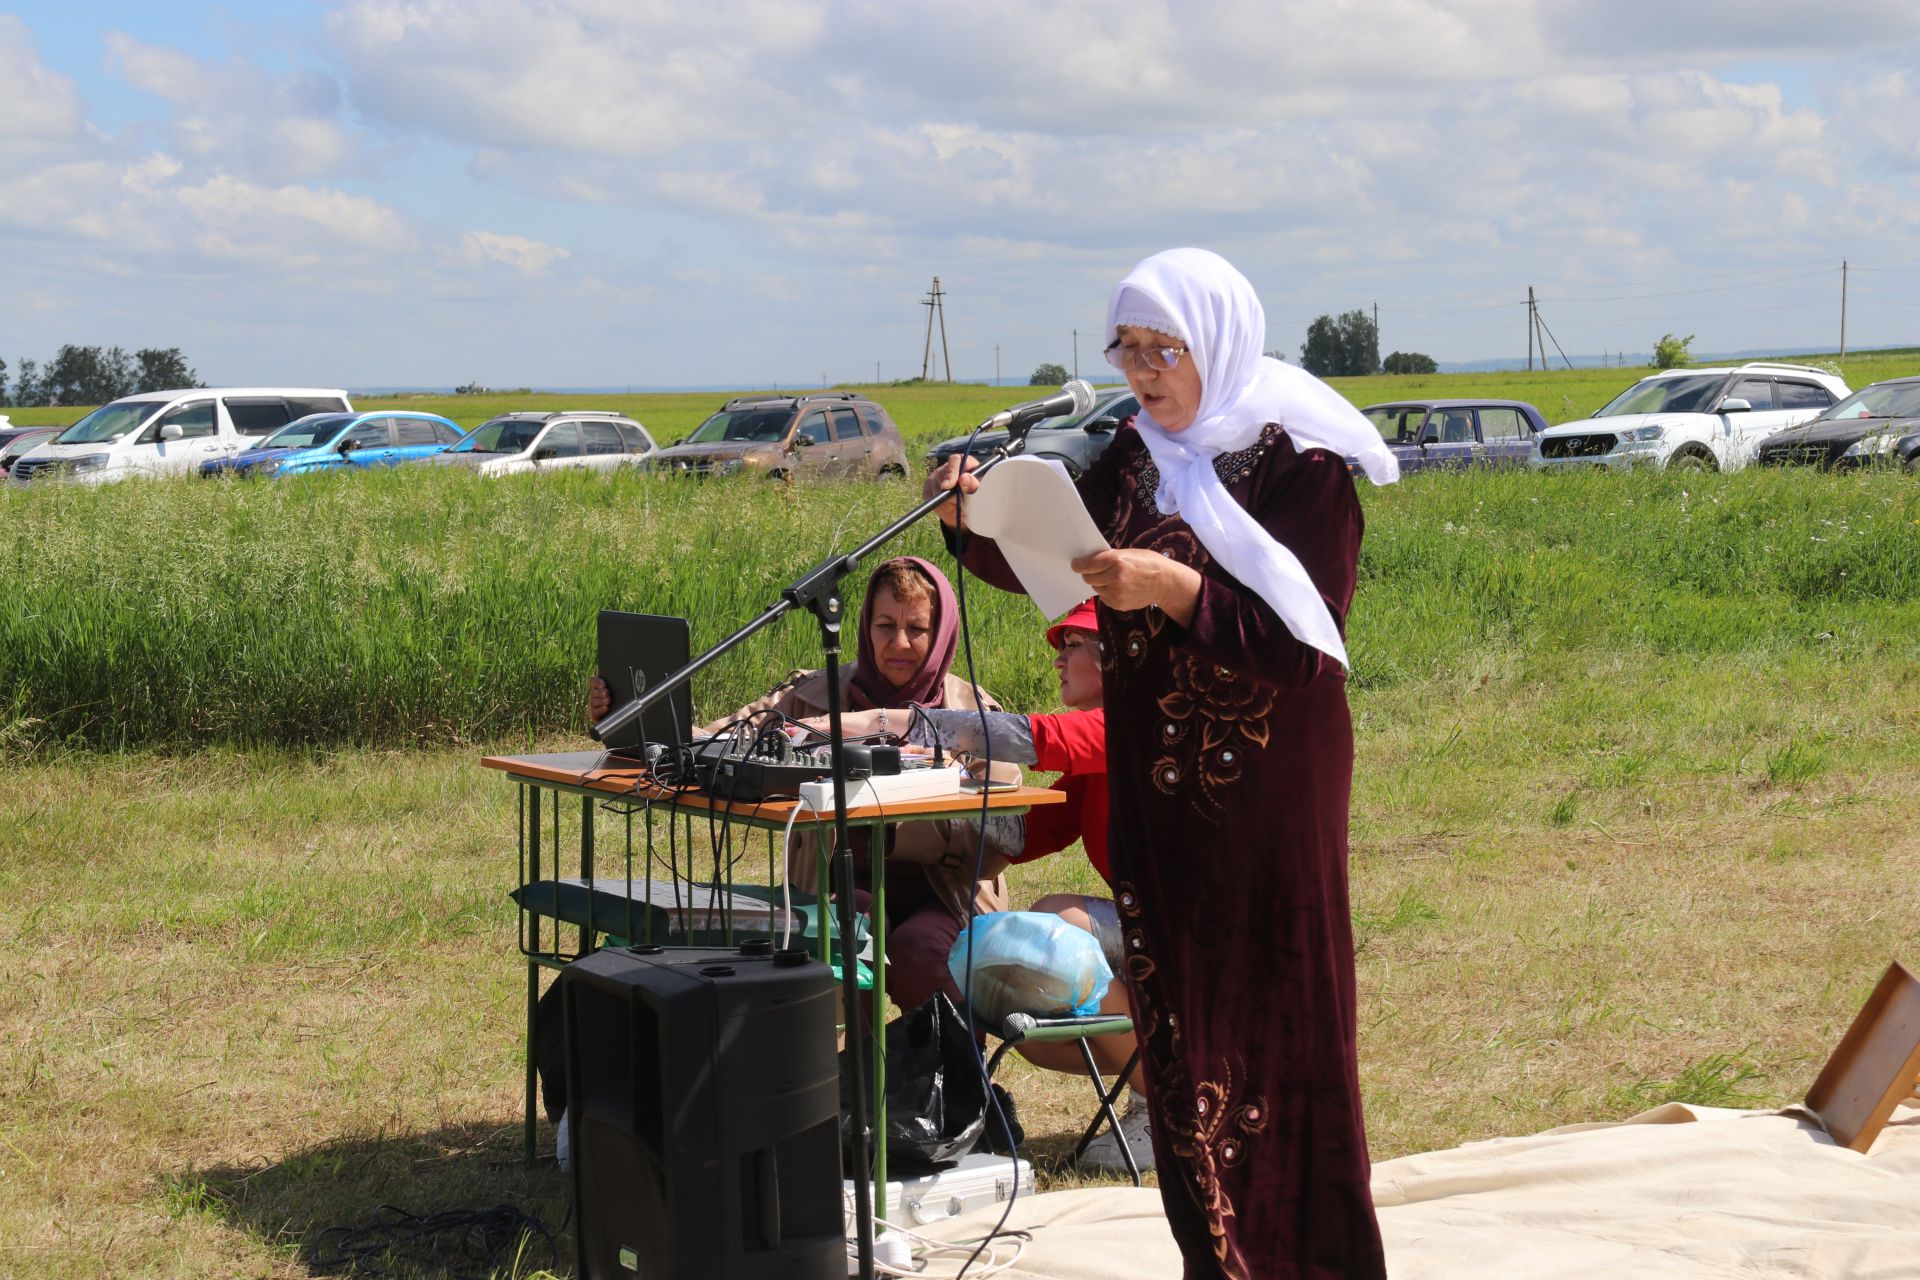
xmin=1103 ymin=341 xmax=1189 ymax=373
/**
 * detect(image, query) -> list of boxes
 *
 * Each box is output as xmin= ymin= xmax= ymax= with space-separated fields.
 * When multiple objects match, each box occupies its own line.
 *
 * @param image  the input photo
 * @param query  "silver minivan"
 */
xmin=11 ymin=387 xmax=354 ymax=484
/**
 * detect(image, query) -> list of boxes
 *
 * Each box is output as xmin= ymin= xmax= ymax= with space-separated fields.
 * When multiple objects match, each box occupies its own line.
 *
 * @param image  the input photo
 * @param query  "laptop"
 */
xmin=595 ymin=611 xmax=695 ymax=759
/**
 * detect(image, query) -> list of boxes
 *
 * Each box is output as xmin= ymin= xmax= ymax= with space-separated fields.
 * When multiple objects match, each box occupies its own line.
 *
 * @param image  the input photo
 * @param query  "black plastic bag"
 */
xmin=841 ymin=992 xmax=987 ymax=1171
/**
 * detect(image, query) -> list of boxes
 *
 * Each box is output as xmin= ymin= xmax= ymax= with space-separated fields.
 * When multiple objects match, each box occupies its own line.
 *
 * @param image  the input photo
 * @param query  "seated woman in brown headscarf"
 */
xmin=589 ymin=555 xmax=1016 ymax=1012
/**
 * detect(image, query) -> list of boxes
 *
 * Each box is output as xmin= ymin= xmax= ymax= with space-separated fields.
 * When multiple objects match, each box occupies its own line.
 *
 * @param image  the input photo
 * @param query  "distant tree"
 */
xmin=1029 ymin=362 xmax=1069 ymax=386
xmin=1300 ymin=316 xmax=1342 ymax=376
xmin=135 ymin=347 xmax=197 ymax=393
xmin=1651 ymin=332 xmax=1695 ymax=369
xmin=42 ymin=344 xmax=141 ymax=406
xmin=13 ymin=357 xmax=43 ymax=406
xmin=40 ymin=345 xmax=94 ymax=405
xmin=1335 ymin=309 xmax=1379 ymax=376
xmin=1382 ymin=351 xmax=1439 ymax=375
xmin=1302 ymin=311 xmax=1380 ymax=376
xmin=0 ymin=356 xmax=7 ymax=405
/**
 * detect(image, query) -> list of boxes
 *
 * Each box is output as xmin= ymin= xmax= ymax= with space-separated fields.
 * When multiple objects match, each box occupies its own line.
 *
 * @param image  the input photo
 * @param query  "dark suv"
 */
xmin=925 ymin=385 xmax=1138 ymax=479
xmin=646 ymin=393 xmax=909 ymax=480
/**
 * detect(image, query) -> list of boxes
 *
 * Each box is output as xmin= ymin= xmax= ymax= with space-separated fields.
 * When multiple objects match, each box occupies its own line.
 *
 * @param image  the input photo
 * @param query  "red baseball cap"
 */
xmin=1046 ymin=598 xmax=1101 ymax=649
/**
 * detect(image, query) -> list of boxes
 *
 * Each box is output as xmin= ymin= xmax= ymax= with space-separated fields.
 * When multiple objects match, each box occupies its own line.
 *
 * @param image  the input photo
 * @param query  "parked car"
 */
xmin=9 ymin=387 xmax=353 ymax=484
xmin=0 ymin=425 xmax=58 ymax=476
xmin=646 ymin=393 xmax=907 ymax=480
xmin=1529 ymin=363 xmax=1849 ymax=473
xmin=1753 ymin=376 xmax=1920 ymax=470
xmin=1352 ymin=399 xmax=1547 ymax=474
xmin=1863 ymin=426 xmax=1920 ymax=473
xmin=200 ymin=411 xmax=466 ymax=477
xmin=925 ymin=386 xmax=1139 ymax=479
xmin=428 ymin=410 xmax=656 ymax=477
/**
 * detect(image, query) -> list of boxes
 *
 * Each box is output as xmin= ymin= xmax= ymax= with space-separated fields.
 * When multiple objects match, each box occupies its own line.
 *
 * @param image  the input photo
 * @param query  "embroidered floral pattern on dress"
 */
xmin=1113 ymin=884 xmax=1266 ymax=1280
xmin=1172 ymin=1060 xmax=1270 ymax=1278
xmin=1151 ymin=653 xmax=1274 ymax=812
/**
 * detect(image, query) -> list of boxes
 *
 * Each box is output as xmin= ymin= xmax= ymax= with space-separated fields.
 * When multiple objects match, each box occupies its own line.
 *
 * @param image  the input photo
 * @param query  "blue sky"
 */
xmin=4 ymin=1 xmax=1920 ymax=391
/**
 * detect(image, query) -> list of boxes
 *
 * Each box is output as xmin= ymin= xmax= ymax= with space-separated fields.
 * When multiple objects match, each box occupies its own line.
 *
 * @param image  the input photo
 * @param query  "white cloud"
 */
xmin=7 ymin=1 xmax=1920 ymax=384
xmin=104 ymin=32 xmax=356 ymax=182
xmin=460 ymin=230 xmax=570 ymax=275
xmin=0 ymin=16 xmax=93 ymax=162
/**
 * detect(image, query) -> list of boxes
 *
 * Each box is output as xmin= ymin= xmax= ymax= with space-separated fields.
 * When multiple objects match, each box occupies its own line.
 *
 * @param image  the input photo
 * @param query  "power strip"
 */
xmin=798 ymin=766 xmax=963 ymax=814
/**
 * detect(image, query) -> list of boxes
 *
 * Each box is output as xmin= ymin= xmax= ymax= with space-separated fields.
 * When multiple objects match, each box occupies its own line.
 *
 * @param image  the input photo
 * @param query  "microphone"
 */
xmin=979 ymin=379 xmax=1096 ymax=436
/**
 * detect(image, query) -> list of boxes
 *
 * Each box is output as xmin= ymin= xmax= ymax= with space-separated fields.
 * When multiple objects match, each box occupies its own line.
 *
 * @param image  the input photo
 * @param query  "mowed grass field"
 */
xmin=2 ymin=360 xmax=1918 ymax=1278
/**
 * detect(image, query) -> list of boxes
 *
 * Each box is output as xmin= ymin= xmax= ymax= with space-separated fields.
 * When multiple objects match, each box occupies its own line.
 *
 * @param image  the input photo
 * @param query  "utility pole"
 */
xmin=1840 ymin=259 xmax=1849 ymax=363
xmin=875 ymin=361 xmax=881 ymax=384
xmin=1372 ymin=300 xmax=1379 ymax=369
xmin=994 ymin=345 xmax=1001 ymax=387
xmin=920 ymin=276 xmax=952 ymax=382
xmin=1526 ymin=287 xmax=1536 ymax=372
xmin=1072 ymin=329 xmax=1079 ymax=380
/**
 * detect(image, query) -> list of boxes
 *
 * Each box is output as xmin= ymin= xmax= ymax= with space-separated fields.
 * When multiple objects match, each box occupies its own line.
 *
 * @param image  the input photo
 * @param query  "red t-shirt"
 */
xmin=1012 ymin=707 xmax=1110 ymax=886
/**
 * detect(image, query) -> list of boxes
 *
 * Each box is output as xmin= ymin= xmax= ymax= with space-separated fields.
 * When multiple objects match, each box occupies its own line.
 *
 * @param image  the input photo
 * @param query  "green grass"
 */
xmin=5 ymin=647 xmax=1916 ymax=1275
xmin=4 ymin=371 xmax=1920 ymax=1275
xmin=4 ymin=462 xmax=1915 ymax=752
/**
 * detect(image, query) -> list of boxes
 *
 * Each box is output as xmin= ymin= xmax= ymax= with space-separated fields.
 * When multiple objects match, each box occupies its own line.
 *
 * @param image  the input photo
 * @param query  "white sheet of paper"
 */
xmin=965 ymin=456 xmax=1111 ymax=618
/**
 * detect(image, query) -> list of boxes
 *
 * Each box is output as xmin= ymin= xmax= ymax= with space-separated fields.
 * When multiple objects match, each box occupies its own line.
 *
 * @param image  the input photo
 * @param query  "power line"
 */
xmin=1544 ymin=266 xmax=1833 ymax=305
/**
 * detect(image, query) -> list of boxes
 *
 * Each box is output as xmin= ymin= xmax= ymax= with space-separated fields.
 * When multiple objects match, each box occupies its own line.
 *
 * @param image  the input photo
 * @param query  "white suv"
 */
xmin=11 ymin=387 xmax=353 ymax=484
xmin=1529 ymin=363 xmax=1850 ymax=473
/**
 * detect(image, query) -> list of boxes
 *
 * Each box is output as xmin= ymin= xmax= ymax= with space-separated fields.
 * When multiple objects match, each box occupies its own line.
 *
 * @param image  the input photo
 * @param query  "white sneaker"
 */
xmin=1077 ymin=1088 xmax=1155 ymax=1174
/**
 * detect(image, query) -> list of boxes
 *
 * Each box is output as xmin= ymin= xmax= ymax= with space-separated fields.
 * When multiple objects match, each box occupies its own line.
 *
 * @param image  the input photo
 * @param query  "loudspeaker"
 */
xmin=563 ymin=941 xmax=845 ymax=1280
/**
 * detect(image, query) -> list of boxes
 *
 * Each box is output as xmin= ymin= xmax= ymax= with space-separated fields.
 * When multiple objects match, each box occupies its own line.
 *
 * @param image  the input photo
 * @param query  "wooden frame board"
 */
xmin=1804 ymin=959 xmax=1920 ymax=1153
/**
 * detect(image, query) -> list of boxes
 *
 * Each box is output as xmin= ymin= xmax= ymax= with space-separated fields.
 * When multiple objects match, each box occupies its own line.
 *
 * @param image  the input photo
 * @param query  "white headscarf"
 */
xmin=1107 ymin=247 xmax=1399 ymax=669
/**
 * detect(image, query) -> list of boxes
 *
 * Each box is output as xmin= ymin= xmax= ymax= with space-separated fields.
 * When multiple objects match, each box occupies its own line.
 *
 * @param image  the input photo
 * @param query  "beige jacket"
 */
xmin=705 ymin=667 xmax=1019 ymax=923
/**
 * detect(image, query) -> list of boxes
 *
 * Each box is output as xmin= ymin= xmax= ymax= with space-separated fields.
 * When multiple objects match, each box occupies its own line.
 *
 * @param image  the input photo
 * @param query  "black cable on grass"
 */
xmin=942 ymin=429 xmax=1029 ymax=1280
xmin=307 ymin=1202 xmax=558 ymax=1280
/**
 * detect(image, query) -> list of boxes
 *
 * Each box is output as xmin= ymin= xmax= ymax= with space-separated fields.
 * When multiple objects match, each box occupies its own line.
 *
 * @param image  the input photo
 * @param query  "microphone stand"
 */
xmin=590 ymin=422 xmax=1036 ymax=1280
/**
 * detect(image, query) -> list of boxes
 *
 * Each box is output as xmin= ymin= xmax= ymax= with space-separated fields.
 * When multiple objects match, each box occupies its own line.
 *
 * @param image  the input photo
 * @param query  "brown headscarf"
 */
xmin=848 ymin=555 xmax=959 ymax=711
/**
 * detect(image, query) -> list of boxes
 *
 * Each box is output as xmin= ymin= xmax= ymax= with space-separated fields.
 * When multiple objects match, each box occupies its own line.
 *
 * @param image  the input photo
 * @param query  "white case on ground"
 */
xmin=844 ymin=1152 xmax=1034 ymax=1229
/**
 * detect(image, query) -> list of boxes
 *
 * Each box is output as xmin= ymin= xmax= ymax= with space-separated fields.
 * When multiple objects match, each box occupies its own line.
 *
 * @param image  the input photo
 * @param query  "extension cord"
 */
xmin=798 ymin=765 xmax=963 ymax=814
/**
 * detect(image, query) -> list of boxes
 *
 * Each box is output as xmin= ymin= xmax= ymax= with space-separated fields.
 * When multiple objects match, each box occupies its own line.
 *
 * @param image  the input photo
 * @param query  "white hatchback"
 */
xmin=1530 ymin=363 xmax=1850 ymax=473
xmin=428 ymin=411 xmax=656 ymax=477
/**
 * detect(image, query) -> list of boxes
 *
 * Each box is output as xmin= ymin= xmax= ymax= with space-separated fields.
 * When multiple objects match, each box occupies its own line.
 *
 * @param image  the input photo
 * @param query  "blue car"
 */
xmin=201 ymin=411 xmax=466 ymax=477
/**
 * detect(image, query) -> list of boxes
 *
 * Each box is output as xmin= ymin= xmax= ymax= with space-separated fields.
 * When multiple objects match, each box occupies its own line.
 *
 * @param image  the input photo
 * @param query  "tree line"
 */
xmin=2 ymin=346 xmax=199 ymax=408
xmin=1299 ymin=311 xmax=1437 ymax=378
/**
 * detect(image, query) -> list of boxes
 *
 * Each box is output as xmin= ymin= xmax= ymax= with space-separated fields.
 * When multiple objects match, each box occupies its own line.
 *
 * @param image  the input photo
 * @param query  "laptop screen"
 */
xmin=595 ymin=611 xmax=694 ymax=755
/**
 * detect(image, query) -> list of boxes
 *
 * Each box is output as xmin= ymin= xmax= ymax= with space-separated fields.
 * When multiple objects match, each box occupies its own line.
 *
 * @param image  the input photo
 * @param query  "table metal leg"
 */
xmin=523 ymin=783 xmax=542 ymax=1165
xmin=871 ymin=836 xmax=888 ymax=1224
xmin=525 ymin=958 xmax=540 ymax=1165
xmin=580 ymin=793 xmax=595 ymax=957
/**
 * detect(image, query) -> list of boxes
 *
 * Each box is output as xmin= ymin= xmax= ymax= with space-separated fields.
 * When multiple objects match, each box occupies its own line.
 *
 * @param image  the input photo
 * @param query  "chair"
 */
xmin=984 ymin=1010 xmax=1144 ymax=1186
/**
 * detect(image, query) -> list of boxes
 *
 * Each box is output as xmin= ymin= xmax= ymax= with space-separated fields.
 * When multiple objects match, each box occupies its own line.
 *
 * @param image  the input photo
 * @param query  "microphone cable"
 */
xmin=944 ymin=419 xmax=1030 ymax=1280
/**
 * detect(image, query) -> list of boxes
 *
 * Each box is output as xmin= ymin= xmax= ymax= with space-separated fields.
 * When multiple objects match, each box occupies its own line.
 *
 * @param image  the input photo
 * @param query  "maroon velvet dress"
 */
xmin=963 ymin=425 xmax=1385 ymax=1280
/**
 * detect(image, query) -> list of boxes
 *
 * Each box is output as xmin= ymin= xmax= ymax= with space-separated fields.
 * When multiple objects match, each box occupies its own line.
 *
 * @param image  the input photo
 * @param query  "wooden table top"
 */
xmin=481 ymin=750 xmax=1065 ymax=824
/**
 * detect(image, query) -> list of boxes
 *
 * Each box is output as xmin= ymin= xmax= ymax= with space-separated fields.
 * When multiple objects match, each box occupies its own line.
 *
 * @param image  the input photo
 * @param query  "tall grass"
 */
xmin=3 ymin=462 xmax=1914 ymax=751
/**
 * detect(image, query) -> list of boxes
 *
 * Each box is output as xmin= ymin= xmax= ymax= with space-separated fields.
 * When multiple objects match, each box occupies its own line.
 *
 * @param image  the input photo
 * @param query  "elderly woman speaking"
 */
xmin=928 ymin=248 xmax=1398 ymax=1279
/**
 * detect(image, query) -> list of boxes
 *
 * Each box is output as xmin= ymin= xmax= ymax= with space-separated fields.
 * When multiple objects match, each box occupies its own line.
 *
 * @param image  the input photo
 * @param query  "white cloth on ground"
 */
xmin=927 ymin=1101 xmax=1920 ymax=1278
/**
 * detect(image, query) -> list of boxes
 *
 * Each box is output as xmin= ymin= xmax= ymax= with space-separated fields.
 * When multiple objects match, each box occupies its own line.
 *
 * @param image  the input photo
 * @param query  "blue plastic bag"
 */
xmin=947 ymin=911 xmax=1113 ymax=1024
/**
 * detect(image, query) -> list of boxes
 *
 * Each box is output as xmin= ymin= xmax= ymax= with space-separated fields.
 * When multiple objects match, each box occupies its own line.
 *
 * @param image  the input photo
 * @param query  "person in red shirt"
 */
xmin=817 ymin=597 xmax=1152 ymax=1173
